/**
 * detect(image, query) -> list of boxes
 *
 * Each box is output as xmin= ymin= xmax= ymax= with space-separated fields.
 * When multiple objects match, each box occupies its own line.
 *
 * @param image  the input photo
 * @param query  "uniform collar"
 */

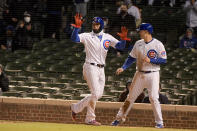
xmin=145 ymin=38 xmax=154 ymax=44
xmin=91 ymin=30 xmax=103 ymax=36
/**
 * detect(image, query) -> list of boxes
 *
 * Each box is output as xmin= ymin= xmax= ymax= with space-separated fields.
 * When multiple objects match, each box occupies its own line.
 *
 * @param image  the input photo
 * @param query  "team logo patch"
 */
xmin=147 ymin=49 xmax=157 ymax=59
xmin=103 ymin=40 xmax=110 ymax=50
xmin=161 ymin=51 xmax=166 ymax=57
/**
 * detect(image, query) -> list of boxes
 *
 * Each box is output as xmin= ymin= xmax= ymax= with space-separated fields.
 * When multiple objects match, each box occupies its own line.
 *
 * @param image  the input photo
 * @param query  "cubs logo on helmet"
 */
xmin=160 ymin=51 xmax=166 ymax=57
xmin=92 ymin=17 xmax=104 ymax=30
xmin=103 ymin=40 xmax=110 ymax=50
xmin=147 ymin=49 xmax=157 ymax=59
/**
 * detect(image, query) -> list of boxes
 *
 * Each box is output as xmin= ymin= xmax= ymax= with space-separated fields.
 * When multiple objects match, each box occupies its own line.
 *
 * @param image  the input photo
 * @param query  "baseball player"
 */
xmin=111 ymin=23 xmax=167 ymax=128
xmin=70 ymin=14 xmax=130 ymax=126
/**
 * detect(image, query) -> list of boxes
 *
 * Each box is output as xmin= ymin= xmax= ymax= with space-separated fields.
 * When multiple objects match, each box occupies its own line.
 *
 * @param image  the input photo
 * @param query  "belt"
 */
xmin=90 ymin=63 xmax=104 ymax=68
xmin=139 ymin=71 xmax=157 ymax=74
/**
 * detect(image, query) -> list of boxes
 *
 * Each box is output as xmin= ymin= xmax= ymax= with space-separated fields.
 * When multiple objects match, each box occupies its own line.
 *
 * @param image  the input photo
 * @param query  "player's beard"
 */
xmin=93 ymin=28 xmax=101 ymax=34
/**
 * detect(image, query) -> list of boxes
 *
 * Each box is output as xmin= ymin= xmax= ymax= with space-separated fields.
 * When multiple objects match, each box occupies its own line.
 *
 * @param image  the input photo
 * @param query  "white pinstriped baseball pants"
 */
xmin=116 ymin=71 xmax=163 ymax=125
xmin=71 ymin=63 xmax=105 ymax=123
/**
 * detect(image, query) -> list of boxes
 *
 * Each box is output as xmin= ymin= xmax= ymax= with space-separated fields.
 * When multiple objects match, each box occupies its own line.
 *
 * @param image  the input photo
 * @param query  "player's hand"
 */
xmin=71 ymin=13 xmax=83 ymax=28
xmin=144 ymin=56 xmax=150 ymax=63
xmin=117 ymin=26 xmax=131 ymax=41
xmin=116 ymin=68 xmax=124 ymax=75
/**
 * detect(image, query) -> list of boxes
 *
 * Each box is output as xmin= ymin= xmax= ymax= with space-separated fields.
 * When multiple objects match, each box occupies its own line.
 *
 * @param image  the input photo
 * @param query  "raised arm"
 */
xmin=71 ymin=14 xmax=83 ymax=42
xmin=115 ymin=26 xmax=131 ymax=51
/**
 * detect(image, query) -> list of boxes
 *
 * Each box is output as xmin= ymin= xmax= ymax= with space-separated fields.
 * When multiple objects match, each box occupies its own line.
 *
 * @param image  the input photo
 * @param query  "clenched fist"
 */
xmin=116 ymin=68 xmax=124 ymax=75
xmin=144 ymin=56 xmax=150 ymax=63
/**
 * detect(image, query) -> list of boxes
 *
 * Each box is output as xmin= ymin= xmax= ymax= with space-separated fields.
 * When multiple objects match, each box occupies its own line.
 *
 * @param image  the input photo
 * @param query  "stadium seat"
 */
xmin=190 ymin=80 xmax=197 ymax=86
xmin=26 ymin=92 xmax=48 ymax=99
xmin=160 ymin=83 xmax=173 ymax=93
xmin=24 ymin=54 xmax=42 ymax=61
xmin=49 ymin=93 xmax=72 ymax=100
xmin=5 ymin=62 xmax=22 ymax=74
xmin=99 ymin=95 xmax=117 ymax=102
xmin=167 ymin=94 xmax=182 ymax=105
xmin=176 ymin=71 xmax=193 ymax=80
xmin=44 ymin=83 xmax=66 ymax=89
xmin=9 ymin=75 xmax=28 ymax=82
xmin=31 ymin=77 xmax=54 ymax=83
xmin=48 ymin=64 xmax=68 ymax=73
xmin=169 ymin=79 xmax=182 ymax=87
xmin=182 ymin=84 xmax=197 ymax=91
xmin=36 ymin=87 xmax=58 ymax=94
xmin=9 ymin=79 xmax=25 ymax=86
xmin=14 ymin=49 xmax=31 ymax=56
xmin=60 ymin=88 xmax=80 ymax=96
xmin=26 ymin=63 xmax=47 ymax=73
xmin=23 ymin=81 xmax=44 ymax=87
xmin=13 ymin=86 xmax=35 ymax=93
xmin=15 ymin=58 xmax=33 ymax=67
xmin=71 ymin=96 xmax=85 ymax=100
xmin=2 ymin=91 xmax=24 ymax=97
xmin=71 ymin=64 xmax=83 ymax=73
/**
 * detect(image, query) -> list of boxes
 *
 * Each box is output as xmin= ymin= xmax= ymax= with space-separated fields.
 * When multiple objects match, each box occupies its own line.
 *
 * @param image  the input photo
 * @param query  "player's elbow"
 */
xmin=115 ymin=41 xmax=126 ymax=51
xmin=71 ymin=28 xmax=80 ymax=42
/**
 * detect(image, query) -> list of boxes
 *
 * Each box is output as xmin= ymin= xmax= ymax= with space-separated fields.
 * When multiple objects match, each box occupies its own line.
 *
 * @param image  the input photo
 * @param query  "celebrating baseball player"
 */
xmin=70 ymin=14 xmax=130 ymax=126
xmin=111 ymin=23 xmax=167 ymax=128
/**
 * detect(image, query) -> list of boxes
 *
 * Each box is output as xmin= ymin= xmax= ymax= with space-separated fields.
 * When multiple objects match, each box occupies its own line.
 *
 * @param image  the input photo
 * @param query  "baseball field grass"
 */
xmin=0 ymin=121 xmax=196 ymax=131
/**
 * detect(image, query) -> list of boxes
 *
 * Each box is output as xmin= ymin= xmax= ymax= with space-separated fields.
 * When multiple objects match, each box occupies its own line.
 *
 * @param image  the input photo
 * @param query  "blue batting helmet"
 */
xmin=138 ymin=23 xmax=153 ymax=34
xmin=92 ymin=17 xmax=104 ymax=30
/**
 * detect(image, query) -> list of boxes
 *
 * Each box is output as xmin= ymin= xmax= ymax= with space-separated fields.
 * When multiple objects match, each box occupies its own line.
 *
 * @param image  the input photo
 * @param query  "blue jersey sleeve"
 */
xmin=115 ymin=40 xmax=126 ymax=51
xmin=71 ymin=27 xmax=80 ymax=42
xmin=122 ymin=55 xmax=136 ymax=70
xmin=150 ymin=58 xmax=167 ymax=65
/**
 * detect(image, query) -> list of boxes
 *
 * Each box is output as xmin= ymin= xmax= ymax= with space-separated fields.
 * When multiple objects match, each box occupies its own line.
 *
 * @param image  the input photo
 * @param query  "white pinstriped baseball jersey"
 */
xmin=79 ymin=31 xmax=119 ymax=65
xmin=130 ymin=38 xmax=167 ymax=71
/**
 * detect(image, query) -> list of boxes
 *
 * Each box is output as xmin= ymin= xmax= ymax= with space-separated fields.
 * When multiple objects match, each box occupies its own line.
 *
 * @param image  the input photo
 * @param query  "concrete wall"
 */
xmin=0 ymin=97 xmax=197 ymax=129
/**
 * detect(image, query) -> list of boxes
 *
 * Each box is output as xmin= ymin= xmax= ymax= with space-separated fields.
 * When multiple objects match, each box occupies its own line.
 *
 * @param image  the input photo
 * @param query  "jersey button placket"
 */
xmin=100 ymin=39 xmax=103 ymax=66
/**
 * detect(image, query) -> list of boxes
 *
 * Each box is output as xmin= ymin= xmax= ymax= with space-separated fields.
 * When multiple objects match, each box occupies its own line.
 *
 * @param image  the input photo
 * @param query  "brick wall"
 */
xmin=0 ymin=97 xmax=197 ymax=129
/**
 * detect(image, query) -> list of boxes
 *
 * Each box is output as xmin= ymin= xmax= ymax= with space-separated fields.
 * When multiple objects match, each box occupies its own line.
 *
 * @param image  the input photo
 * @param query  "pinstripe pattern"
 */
xmin=116 ymin=71 xmax=163 ymax=124
xmin=116 ymin=38 xmax=166 ymax=125
xmin=71 ymin=63 xmax=105 ymax=123
xmin=71 ymin=28 xmax=122 ymax=124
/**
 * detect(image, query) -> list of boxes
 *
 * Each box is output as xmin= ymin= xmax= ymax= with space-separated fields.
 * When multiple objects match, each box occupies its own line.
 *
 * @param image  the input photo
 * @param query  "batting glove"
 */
xmin=117 ymin=26 xmax=131 ymax=41
xmin=71 ymin=13 xmax=83 ymax=28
